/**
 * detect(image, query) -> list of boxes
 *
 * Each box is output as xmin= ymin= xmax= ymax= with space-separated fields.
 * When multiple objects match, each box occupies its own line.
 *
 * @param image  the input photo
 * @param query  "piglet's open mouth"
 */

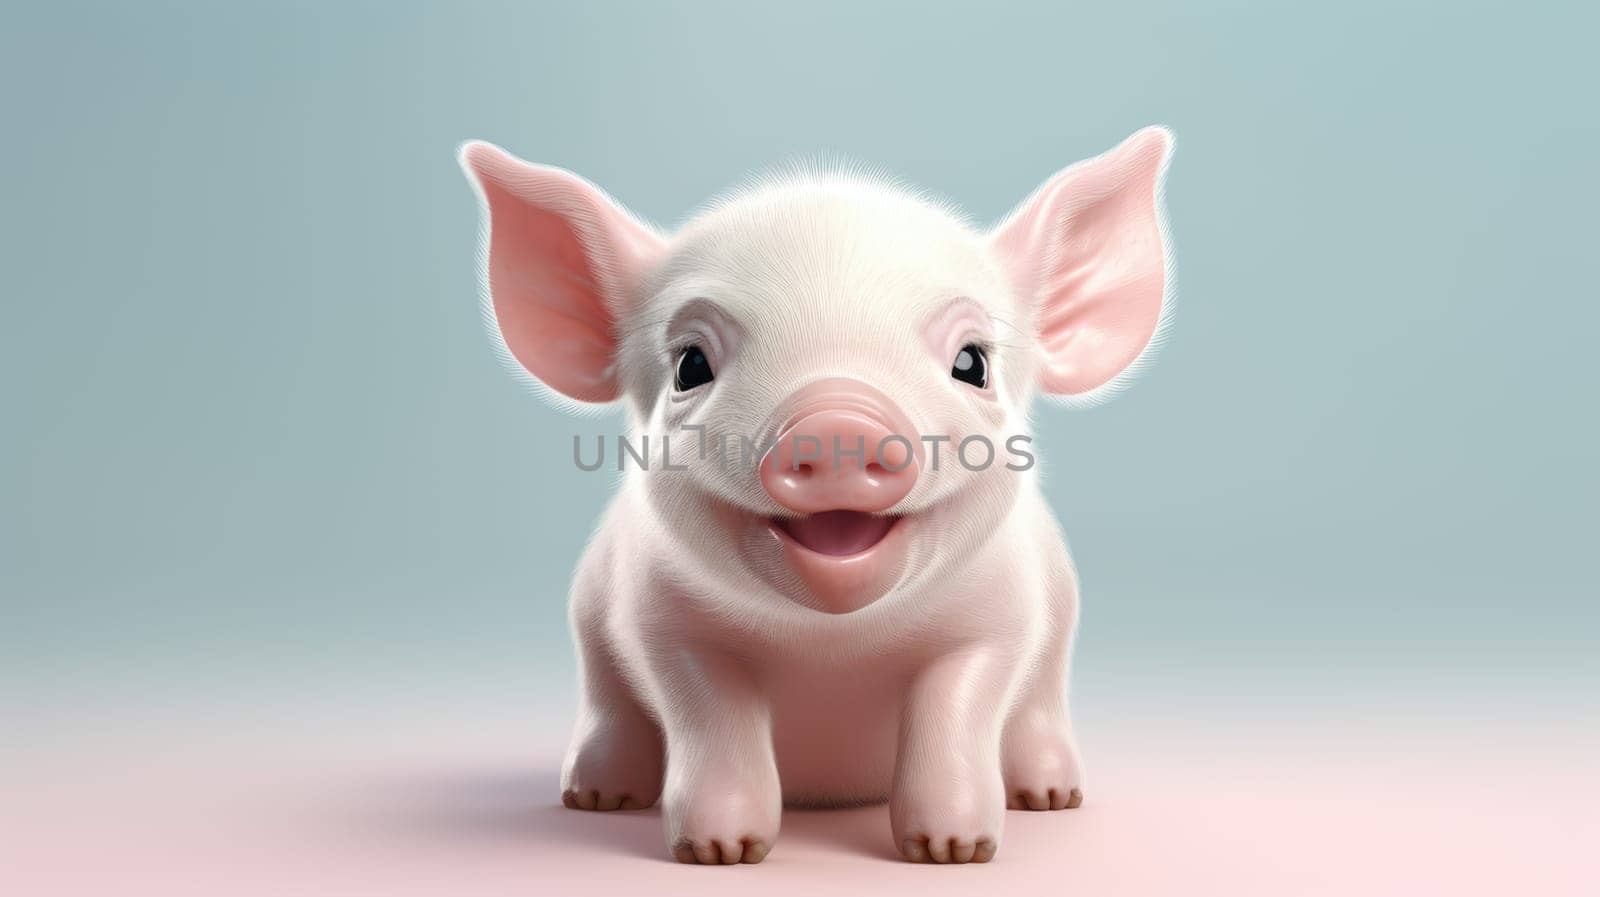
xmin=763 ymin=510 xmax=912 ymax=614
xmin=772 ymin=510 xmax=900 ymax=556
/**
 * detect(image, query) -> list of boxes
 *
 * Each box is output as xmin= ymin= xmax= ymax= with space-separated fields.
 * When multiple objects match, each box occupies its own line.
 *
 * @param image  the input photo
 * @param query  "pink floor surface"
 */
xmin=5 ymin=705 xmax=1595 ymax=895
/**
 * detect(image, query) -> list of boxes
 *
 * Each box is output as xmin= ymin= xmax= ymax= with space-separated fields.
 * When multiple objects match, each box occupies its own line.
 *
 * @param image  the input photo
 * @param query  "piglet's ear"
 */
xmin=459 ymin=141 xmax=664 ymax=404
xmin=988 ymin=126 xmax=1174 ymax=398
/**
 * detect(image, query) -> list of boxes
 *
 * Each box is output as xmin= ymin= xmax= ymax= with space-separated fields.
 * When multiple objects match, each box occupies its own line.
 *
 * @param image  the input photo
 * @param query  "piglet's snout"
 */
xmin=759 ymin=380 xmax=920 ymax=514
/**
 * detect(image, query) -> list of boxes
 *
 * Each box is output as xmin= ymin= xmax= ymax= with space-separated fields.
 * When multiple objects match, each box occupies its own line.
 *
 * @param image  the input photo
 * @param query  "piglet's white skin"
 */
xmin=459 ymin=128 xmax=1174 ymax=865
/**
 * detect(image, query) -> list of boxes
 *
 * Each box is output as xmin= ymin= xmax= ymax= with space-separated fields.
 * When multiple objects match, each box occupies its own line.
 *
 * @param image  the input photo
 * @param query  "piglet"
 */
xmin=458 ymin=127 xmax=1175 ymax=864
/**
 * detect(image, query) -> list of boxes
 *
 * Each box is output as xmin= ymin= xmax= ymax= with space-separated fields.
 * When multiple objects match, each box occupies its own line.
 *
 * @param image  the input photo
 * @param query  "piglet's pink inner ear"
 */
xmin=459 ymin=141 xmax=664 ymax=404
xmin=988 ymin=126 xmax=1174 ymax=398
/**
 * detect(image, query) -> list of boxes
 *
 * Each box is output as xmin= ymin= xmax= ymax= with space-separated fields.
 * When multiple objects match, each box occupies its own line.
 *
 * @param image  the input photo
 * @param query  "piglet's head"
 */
xmin=460 ymin=128 xmax=1174 ymax=615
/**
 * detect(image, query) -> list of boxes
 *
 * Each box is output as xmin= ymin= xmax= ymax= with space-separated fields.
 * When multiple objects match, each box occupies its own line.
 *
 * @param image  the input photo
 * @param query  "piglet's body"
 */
xmin=460 ymin=128 xmax=1175 ymax=864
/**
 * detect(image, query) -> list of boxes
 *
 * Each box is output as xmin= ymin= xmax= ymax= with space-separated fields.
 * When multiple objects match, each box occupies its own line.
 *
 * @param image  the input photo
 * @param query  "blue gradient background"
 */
xmin=5 ymin=0 xmax=1597 ymax=736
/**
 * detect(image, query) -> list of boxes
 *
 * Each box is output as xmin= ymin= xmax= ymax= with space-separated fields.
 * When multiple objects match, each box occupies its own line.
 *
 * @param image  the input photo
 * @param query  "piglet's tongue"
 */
xmin=778 ymin=511 xmax=895 ymax=556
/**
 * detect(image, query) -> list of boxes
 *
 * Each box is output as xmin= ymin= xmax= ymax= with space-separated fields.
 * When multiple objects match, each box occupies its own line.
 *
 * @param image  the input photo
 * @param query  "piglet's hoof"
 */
xmin=1006 ymin=786 xmax=1083 ymax=811
xmin=671 ymin=837 xmax=770 ymax=865
xmin=560 ymin=723 xmax=665 ymax=813
xmin=560 ymin=789 xmax=652 ymax=811
xmin=899 ymin=835 xmax=997 ymax=864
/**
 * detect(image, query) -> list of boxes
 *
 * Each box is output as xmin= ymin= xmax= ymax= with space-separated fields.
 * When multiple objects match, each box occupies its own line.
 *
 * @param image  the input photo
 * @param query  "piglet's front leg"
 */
xmin=891 ymin=649 xmax=1015 ymax=864
xmin=658 ymin=654 xmax=782 ymax=865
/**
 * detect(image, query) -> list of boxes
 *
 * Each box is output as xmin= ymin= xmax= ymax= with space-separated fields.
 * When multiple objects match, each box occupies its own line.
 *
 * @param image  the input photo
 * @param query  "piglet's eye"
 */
xmin=674 ymin=345 xmax=715 ymax=391
xmin=951 ymin=343 xmax=988 ymax=389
